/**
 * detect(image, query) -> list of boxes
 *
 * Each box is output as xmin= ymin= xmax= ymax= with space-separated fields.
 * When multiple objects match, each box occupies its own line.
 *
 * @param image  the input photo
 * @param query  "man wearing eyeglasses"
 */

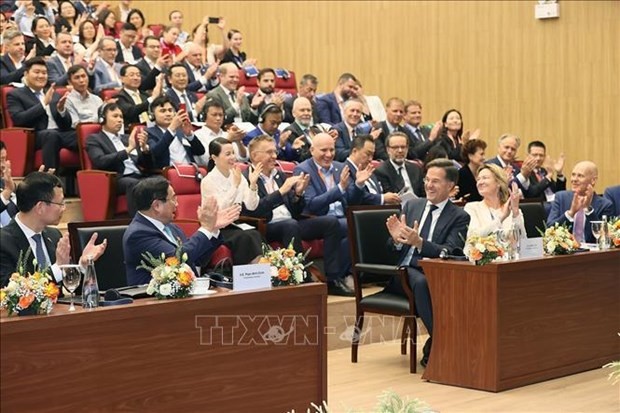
xmin=0 ymin=172 xmax=108 ymax=287
xmin=384 ymin=159 xmax=470 ymax=367
xmin=91 ymin=37 xmax=124 ymax=94
xmin=374 ymin=132 xmax=425 ymax=197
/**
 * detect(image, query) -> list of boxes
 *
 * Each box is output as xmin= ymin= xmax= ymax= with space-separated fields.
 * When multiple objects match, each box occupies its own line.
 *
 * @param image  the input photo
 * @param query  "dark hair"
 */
xmin=207 ymin=137 xmax=232 ymax=172
xmin=257 ymin=68 xmax=275 ymax=80
xmin=31 ymin=16 xmax=51 ymax=37
xmin=78 ymin=20 xmax=97 ymax=45
xmin=168 ymin=10 xmax=182 ymax=21
xmin=99 ymin=102 xmax=121 ymax=124
xmin=351 ymin=135 xmax=374 ymax=151
xmin=24 ymin=56 xmax=47 ymax=71
xmin=16 ymin=171 xmax=63 ymax=213
xmin=126 ymin=9 xmax=146 ymax=28
xmin=150 ymin=95 xmax=173 ymax=113
xmin=528 ymin=140 xmax=546 ymax=152
xmin=120 ymin=63 xmax=140 ymax=76
xmin=426 ymin=159 xmax=459 ymax=185
xmin=67 ymin=64 xmax=87 ymax=79
xmin=259 ymin=104 xmax=282 ymax=123
xmin=191 ymin=23 xmax=208 ymax=48
xmin=461 ymin=138 xmax=487 ymax=163
xmin=121 ymin=22 xmax=137 ymax=32
xmin=385 ymin=131 xmax=409 ymax=148
xmin=57 ymin=0 xmax=77 ymax=23
xmin=0 ymin=141 xmax=6 ymax=151
xmin=202 ymin=99 xmax=224 ymax=117
xmin=167 ymin=62 xmax=186 ymax=76
xmin=440 ymin=109 xmax=463 ymax=141
xmin=425 ymin=145 xmax=448 ymax=165
xmin=337 ymin=72 xmax=357 ymax=85
xmin=143 ymin=35 xmax=159 ymax=47
xmin=133 ymin=176 xmax=170 ymax=211
xmin=300 ymin=74 xmax=318 ymax=86
xmin=227 ymin=29 xmax=241 ymax=41
xmin=98 ymin=9 xmax=116 ymax=35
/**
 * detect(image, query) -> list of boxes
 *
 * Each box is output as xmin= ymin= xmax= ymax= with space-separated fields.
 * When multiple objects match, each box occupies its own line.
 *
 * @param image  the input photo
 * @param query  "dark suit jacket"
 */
xmin=184 ymin=61 xmax=218 ymax=92
xmin=547 ymin=191 xmax=615 ymax=243
xmin=146 ymin=125 xmax=205 ymax=169
xmin=85 ymin=131 xmax=153 ymax=175
xmin=374 ymin=121 xmax=414 ymax=161
xmin=46 ymin=55 xmax=72 ymax=86
xmin=135 ymin=58 xmax=162 ymax=92
xmin=115 ymin=41 xmax=144 ymax=64
xmin=206 ymin=85 xmax=256 ymax=125
xmin=345 ymin=159 xmax=382 ymax=205
xmin=283 ymin=121 xmax=312 ymax=162
xmin=293 ymin=159 xmax=364 ymax=216
xmin=333 ymin=122 xmax=355 ymax=162
xmin=394 ymin=198 xmax=470 ymax=266
xmin=283 ymin=95 xmax=319 ymax=125
xmin=0 ymin=220 xmax=62 ymax=286
xmin=27 ymin=37 xmax=55 ymax=58
xmin=219 ymin=49 xmax=246 ymax=69
xmin=373 ymin=160 xmax=424 ymax=196
xmin=116 ymin=88 xmax=150 ymax=126
xmin=525 ymin=168 xmax=566 ymax=199
xmin=165 ymin=88 xmax=203 ymax=122
xmin=456 ymin=164 xmax=481 ymax=202
xmin=7 ymin=86 xmax=72 ymax=131
xmin=315 ymin=92 xmax=341 ymax=125
xmin=122 ymin=213 xmax=224 ymax=285
xmin=240 ymin=168 xmax=305 ymax=222
xmin=404 ymin=124 xmax=434 ymax=160
xmin=0 ymin=54 xmax=26 ymax=85
xmin=0 ymin=179 xmax=18 ymax=223
xmin=243 ymin=127 xmax=297 ymax=161
xmin=604 ymin=185 xmax=620 ymax=216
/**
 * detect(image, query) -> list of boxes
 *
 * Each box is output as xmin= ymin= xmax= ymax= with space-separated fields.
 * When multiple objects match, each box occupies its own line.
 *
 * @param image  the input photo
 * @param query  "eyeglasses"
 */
xmin=388 ymin=145 xmax=408 ymax=151
xmin=39 ymin=199 xmax=66 ymax=207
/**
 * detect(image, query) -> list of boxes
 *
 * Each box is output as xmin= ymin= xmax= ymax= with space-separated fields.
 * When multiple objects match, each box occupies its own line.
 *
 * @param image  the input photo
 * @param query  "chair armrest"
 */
xmin=238 ymin=215 xmax=268 ymax=235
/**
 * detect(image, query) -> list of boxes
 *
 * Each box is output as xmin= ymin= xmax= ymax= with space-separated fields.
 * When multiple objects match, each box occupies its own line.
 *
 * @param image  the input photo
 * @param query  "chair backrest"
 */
xmin=68 ymin=219 xmax=131 ymax=291
xmin=76 ymin=122 xmax=103 ymax=170
xmin=275 ymin=160 xmax=296 ymax=176
xmin=163 ymin=165 xmax=206 ymax=220
xmin=237 ymin=69 xmax=259 ymax=94
xmin=100 ymin=89 xmax=119 ymax=102
xmin=274 ymin=70 xmax=297 ymax=96
xmin=148 ymin=24 xmax=163 ymax=37
xmin=347 ymin=206 xmax=402 ymax=265
xmin=520 ymin=202 xmax=546 ymax=238
xmin=1 ymin=85 xmax=15 ymax=128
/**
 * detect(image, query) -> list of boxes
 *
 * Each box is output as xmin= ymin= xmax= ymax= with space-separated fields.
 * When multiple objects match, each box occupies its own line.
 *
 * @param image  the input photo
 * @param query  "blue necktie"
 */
xmin=163 ymin=225 xmax=178 ymax=245
xmin=32 ymin=233 xmax=48 ymax=270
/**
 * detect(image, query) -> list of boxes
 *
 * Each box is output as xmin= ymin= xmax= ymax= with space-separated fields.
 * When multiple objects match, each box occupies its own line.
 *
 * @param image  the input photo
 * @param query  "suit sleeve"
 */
xmin=86 ymin=135 xmax=127 ymax=172
xmin=315 ymin=96 xmax=331 ymax=125
xmin=373 ymin=134 xmax=389 ymax=161
xmin=334 ymin=130 xmax=350 ymax=162
xmin=420 ymin=209 xmax=470 ymax=257
xmin=374 ymin=168 xmax=397 ymax=194
xmin=117 ymin=93 xmax=149 ymax=125
xmin=7 ymin=90 xmax=46 ymax=127
xmin=0 ymin=62 xmax=26 ymax=85
xmin=47 ymin=60 xmax=69 ymax=86
xmin=547 ymin=192 xmax=570 ymax=226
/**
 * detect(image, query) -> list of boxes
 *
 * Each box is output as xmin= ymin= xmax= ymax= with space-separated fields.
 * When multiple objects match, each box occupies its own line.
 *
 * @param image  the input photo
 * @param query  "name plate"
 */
xmin=233 ymin=264 xmax=272 ymax=292
xmin=520 ymin=237 xmax=544 ymax=259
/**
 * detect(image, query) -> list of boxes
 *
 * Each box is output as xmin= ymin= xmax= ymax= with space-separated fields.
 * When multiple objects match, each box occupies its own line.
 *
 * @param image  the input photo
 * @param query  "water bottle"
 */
xmin=82 ymin=256 xmax=99 ymax=309
xmin=601 ymin=215 xmax=610 ymax=250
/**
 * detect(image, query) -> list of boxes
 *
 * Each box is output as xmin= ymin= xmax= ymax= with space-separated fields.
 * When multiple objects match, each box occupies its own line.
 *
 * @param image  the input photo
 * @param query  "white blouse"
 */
xmin=201 ymin=166 xmax=259 ymax=211
xmin=464 ymin=201 xmax=527 ymax=239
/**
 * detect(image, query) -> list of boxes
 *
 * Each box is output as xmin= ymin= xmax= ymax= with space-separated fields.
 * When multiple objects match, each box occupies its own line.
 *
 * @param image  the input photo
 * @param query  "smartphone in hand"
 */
xmin=179 ymin=102 xmax=187 ymax=113
xmin=208 ymin=17 xmax=220 ymax=24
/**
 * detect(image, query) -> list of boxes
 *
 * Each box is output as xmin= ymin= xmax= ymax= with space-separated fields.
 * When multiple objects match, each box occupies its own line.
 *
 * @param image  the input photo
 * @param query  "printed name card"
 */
xmin=520 ymin=237 xmax=544 ymax=259
xmin=233 ymin=264 xmax=272 ymax=292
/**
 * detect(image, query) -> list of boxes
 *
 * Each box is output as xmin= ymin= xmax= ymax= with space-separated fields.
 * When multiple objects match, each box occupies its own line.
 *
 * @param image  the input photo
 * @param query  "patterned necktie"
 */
xmin=573 ymin=209 xmax=585 ymax=242
xmin=132 ymin=91 xmax=149 ymax=124
xmin=32 ymin=233 xmax=48 ymax=269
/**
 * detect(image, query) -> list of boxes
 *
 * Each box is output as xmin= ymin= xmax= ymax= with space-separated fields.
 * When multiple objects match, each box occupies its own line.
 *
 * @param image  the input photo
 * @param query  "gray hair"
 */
xmin=498 ymin=133 xmax=521 ymax=147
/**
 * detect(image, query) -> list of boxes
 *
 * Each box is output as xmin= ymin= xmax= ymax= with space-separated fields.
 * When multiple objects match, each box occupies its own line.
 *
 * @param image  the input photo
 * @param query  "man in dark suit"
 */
xmin=136 ymin=36 xmax=172 ymax=92
xmin=345 ymin=135 xmax=401 ymax=206
xmin=403 ymin=100 xmax=435 ymax=160
xmin=547 ymin=161 xmax=614 ymax=243
xmin=374 ymin=132 xmax=425 ymax=197
xmin=0 ymin=172 xmax=107 ymax=286
xmin=604 ymin=185 xmax=620 ymax=216
xmin=165 ymin=63 xmax=207 ymax=123
xmin=384 ymin=159 xmax=470 ymax=367
xmin=205 ymin=62 xmax=256 ymax=126
xmin=283 ymin=73 xmax=319 ymax=124
xmin=283 ymin=97 xmax=316 ymax=162
xmin=116 ymin=64 xmax=164 ymax=127
xmin=485 ymin=133 xmax=536 ymax=195
xmin=183 ymin=42 xmax=219 ymax=93
xmin=0 ymin=141 xmax=18 ymax=227
xmin=7 ymin=57 xmax=77 ymax=169
xmin=524 ymin=140 xmax=566 ymax=213
xmin=334 ymin=99 xmax=382 ymax=162
xmin=115 ymin=23 xmax=143 ymax=65
xmin=122 ymin=176 xmax=240 ymax=285
xmin=90 ymin=38 xmax=124 ymax=94
xmin=146 ymin=96 xmax=205 ymax=168
xmin=245 ymin=68 xmax=287 ymax=119
xmin=243 ymin=135 xmax=352 ymax=295
xmin=85 ymin=103 xmax=154 ymax=216
xmin=0 ymin=29 xmax=32 ymax=85
xmin=47 ymin=32 xmax=80 ymax=86
xmin=373 ymin=97 xmax=415 ymax=161
xmin=315 ymin=72 xmax=359 ymax=125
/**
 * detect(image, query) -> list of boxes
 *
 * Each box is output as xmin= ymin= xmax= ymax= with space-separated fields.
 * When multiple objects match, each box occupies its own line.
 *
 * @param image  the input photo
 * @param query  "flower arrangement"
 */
xmin=288 ymin=390 xmax=429 ymax=413
xmin=541 ymin=222 xmax=580 ymax=255
xmin=259 ymin=241 xmax=308 ymax=287
xmin=465 ymin=233 xmax=504 ymax=265
xmin=0 ymin=250 xmax=60 ymax=316
xmin=608 ymin=217 xmax=620 ymax=248
xmin=138 ymin=248 xmax=196 ymax=299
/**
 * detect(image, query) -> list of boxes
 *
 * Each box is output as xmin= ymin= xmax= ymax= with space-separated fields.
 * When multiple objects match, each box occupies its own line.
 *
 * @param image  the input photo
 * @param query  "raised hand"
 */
xmin=279 ymin=175 xmax=302 ymax=195
xmin=250 ymin=92 xmax=265 ymax=110
xmin=278 ymin=130 xmax=292 ymax=148
xmin=1 ymin=160 xmax=15 ymax=195
xmin=369 ymin=128 xmax=382 ymax=141
xmin=236 ymin=86 xmax=246 ymax=105
xmin=509 ymin=181 xmax=520 ymax=217
xmin=553 ymin=153 xmax=565 ymax=174
xmin=355 ymin=164 xmax=375 ymax=186
xmin=248 ymin=162 xmax=263 ymax=186
xmin=429 ymin=120 xmax=442 ymax=141
xmin=294 ymin=172 xmax=310 ymax=195
xmin=57 ymin=89 xmax=70 ymax=112
xmin=383 ymin=192 xmax=401 ymax=205
xmin=79 ymin=232 xmax=108 ymax=266
xmin=216 ymin=204 xmax=241 ymax=230
xmin=520 ymin=155 xmax=537 ymax=178
xmin=292 ymin=136 xmax=305 ymax=150
xmin=231 ymin=166 xmax=242 ymax=188
xmin=55 ymin=233 xmax=71 ymax=266
xmin=126 ymin=127 xmax=138 ymax=153
xmin=43 ymin=83 xmax=56 ymax=106
xmin=339 ymin=165 xmax=350 ymax=189
xmin=386 ymin=214 xmax=405 ymax=241
xmin=136 ymin=129 xmax=149 ymax=152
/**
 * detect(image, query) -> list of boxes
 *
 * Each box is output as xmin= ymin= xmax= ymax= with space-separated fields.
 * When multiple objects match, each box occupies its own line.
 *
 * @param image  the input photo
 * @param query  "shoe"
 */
xmin=343 ymin=274 xmax=355 ymax=290
xmin=421 ymin=337 xmax=432 ymax=368
xmin=421 ymin=355 xmax=429 ymax=368
xmin=327 ymin=279 xmax=355 ymax=297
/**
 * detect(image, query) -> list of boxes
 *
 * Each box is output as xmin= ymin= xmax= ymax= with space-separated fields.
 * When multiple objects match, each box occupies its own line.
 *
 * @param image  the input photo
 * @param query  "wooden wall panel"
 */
xmin=130 ymin=0 xmax=618 ymax=188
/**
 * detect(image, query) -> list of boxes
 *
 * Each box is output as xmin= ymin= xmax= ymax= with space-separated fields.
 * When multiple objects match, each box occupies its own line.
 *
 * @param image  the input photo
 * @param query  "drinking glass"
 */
xmin=60 ymin=264 xmax=82 ymax=312
xmin=591 ymin=221 xmax=603 ymax=250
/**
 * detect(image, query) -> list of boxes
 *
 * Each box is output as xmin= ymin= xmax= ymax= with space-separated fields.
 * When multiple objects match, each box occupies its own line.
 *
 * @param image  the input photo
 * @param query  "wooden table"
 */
xmin=420 ymin=249 xmax=620 ymax=392
xmin=1 ymin=283 xmax=327 ymax=412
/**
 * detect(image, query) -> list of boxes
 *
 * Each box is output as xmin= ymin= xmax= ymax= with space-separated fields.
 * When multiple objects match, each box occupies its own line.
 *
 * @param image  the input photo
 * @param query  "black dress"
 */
xmin=456 ymin=164 xmax=482 ymax=202
xmin=220 ymin=49 xmax=246 ymax=69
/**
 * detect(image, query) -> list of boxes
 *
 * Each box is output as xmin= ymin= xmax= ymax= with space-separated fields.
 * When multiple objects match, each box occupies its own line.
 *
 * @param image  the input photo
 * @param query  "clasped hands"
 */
xmin=386 ymin=214 xmax=423 ymax=249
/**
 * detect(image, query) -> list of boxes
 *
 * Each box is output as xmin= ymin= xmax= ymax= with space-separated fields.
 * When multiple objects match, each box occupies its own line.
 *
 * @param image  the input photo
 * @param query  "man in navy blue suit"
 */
xmin=0 ymin=29 xmax=33 ymax=86
xmin=123 ymin=176 xmax=240 ymax=285
xmin=604 ymin=185 xmax=620 ymax=216
xmin=333 ymin=99 xmax=381 ymax=162
xmin=0 ymin=141 xmax=18 ymax=227
xmin=384 ymin=159 xmax=470 ymax=367
xmin=315 ymin=72 xmax=360 ymax=125
xmin=485 ymin=133 xmax=536 ymax=195
xmin=547 ymin=161 xmax=614 ymax=243
xmin=165 ymin=63 xmax=207 ymax=123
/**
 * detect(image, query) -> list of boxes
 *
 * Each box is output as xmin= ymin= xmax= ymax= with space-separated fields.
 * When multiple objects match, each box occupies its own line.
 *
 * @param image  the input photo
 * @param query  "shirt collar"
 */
xmin=14 ymin=214 xmax=37 ymax=240
xmin=139 ymin=212 xmax=167 ymax=232
xmin=427 ymin=198 xmax=450 ymax=213
xmin=313 ymin=160 xmax=333 ymax=174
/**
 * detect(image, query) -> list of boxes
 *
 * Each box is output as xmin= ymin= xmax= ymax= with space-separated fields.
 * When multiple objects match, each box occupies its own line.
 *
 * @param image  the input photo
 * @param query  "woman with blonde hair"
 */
xmin=464 ymin=163 xmax=526 ymax=239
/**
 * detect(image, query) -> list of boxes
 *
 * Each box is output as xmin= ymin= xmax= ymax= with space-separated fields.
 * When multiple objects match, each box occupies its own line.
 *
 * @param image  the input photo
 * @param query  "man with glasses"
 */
xmin=91 ymin=37 xmax=124 ymax=94
xmin=374 ymin=132 xmax=425 ymax=197
xmin=116 ymin=64 xmax=164 ymax=127
xmin=384 ymin=159 xmax=470 ymax=367
xmin=0 ymin=172 xmax=108 ymax=287
xmin=122 ymin=176 xmax=241 ymax=285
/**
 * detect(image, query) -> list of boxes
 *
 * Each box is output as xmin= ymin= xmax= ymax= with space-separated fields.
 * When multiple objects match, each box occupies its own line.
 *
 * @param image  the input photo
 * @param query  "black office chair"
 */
xmin=520 ymin=202 xmax=546 ymax=238
xmin=68 ymin=219 xmax=131 ymax=291
xmin=346 ymin=205 xmax=418 ymax=373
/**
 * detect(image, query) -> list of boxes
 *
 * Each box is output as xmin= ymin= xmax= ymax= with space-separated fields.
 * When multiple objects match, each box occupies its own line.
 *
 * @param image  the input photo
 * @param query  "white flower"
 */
xmin=146 ymin=280 xmax=156 ymax=295
xmin=293 ymin=269 xmax=303 ymax=283
xmin=159 ymin=283 xmax=172 ymax=296
xmin=5 ymin=280 xmax=18 ymax=293
xmin=270 ymin=266 xmax=278 ymax=278
xmin=475 ymin=243 xmax=486 ymax=253
xmin=182 ymin=252 xmax=188 ymax=262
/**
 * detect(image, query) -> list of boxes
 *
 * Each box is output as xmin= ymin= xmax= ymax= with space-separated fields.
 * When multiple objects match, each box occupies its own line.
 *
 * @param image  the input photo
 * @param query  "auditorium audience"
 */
xmin=115 ymin=22 xmax=143 ymax=64
xmin=243 ymin=104 xmax=301 ymax=162
xmin=1 ymin=29 xmax=33 ymax=85
xmin=334 ymin=99 xmax=381 ymax=162
xmin=160 ymin=25 xmax=183 ymax=58
xmin=220 ymin=28 xmax=256 ymax=69
xmin=247 ymin=67 xmax=287 ymax=115
xmin=64 ymin=64 xmax=103 ymax=127
xmin=14 ymin=1 xmax=55 ymax=39
xmin=54 ymin=0 xmax=80 ymax=36
xmin=190 ymin=15 xmax=227 ymax=65
xmin=432 ymin=108 xmax=465 ymax=163
xmin=27 ymin=16 xmax=56 ymax=57
xmin=283 ymin=73 xmax=319 ymax=124
xmin=206 ymin=62 xmax=256 ymax=125
xmin=112 ymin=0 xmax=133 ymax=25
xmin=73 ymin=20 xmax=103 ymax=62
xmin=200 ymin=137 xmax=264 ymax=265
xmin=373 ymin=131 xmax=425 ymax=197
xmin=123 ymin=175 xmax=240 ymax=285
xmin=455 ymin=138 xmax=486 ymax=202
xmin=403 ymin=100 xmax=436 ymax=160
xmin=182 ymin=41 xmax=219 ymax=93
xmin=194 ymin=100 xmax=248 ymax=164
xmin=165 ymin=62 xmax=207 ymax=123
xmin=283 ymin=97 xmax=315 ymax=162
xmin=485 ymin=133 xmax=535 ymax=195
xmin=168 ymin=10 xmax=189 ymax=46
xmin=98 ymin=9 xmax=118 ymax=38
xmin=126 ymin=8 xmax=152 ymax=49
xmin=547 ymin=161 xmax=614 ymax=243
xmin=383 ymin=159 xmax=470 ymax=367
xmin=135 ymin=35 xmax=171 ymax=92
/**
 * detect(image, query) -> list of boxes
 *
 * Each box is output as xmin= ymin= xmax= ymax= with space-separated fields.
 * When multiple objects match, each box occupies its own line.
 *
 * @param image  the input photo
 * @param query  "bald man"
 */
xmin=206 ymin=62 xmax=256 ymax=125
xmin=183 ymin=42 xmax=219 ymax=92
xmin=547 ymin=161 xmax=614 ymax=243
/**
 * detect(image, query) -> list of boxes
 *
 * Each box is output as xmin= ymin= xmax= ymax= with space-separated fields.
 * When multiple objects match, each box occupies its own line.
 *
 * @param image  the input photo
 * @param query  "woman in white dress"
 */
xmin=200 ymin=138 xmax=264 ymax=264
xmin=464 ymin=163 xmax=526 ymax=239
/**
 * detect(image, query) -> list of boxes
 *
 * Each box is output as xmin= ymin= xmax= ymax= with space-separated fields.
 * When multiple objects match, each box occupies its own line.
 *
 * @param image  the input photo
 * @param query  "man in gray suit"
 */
xmin=385 ymin=159 xmax=470 ymax=367
xmin=206 ymin=62 xmax=256 ymax=126
xmin=47 ymin=32 xmax=82 ymax=86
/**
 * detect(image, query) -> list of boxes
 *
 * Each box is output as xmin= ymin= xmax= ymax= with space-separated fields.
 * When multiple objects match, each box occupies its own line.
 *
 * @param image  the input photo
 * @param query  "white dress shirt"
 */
xmin=200 ymin=165 xmax=259 ymax=211
xmin=14 ymin=215 xmax=62 ymax=283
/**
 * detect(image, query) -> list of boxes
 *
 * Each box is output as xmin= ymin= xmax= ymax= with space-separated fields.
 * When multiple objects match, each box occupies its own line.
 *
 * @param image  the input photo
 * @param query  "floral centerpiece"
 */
xmin=609 ymin=217 xmax=620 ymax=248
xmin=259 ymin=241 xmax=309 ymax=287
xmin=541 ymin=222 xmax=580 ymax=255
xmin=0 ymin=250 xmax=60 ymax=316
xmin=465 ymin=233 xmax=504 ymax=265
xmin=138 ymin=248 xmax=196 ymax=299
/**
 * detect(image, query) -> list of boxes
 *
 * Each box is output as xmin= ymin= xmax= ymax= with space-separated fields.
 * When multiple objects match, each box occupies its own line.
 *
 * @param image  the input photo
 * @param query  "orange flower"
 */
xmin=470 ymin=249 xmax=483 ymax=261
xmin=613 ymin=238 xmax=620 ymax=247
xmin=278 ymin=267 xmax=290 ymax=281
xmin=44 ymin=283 xmax=60 ymax=300
xmin=18 ymin=294 xmax=35 ymax=309
xmin=284 ymin=249 xmax=296 ymax=258
xmin=177 ymin=271 xmax=193 ymax=286
xmin=165 ymin=257 xmax=180 ymax=266
xmin=258 ymin=257 xmax=270 ymax=264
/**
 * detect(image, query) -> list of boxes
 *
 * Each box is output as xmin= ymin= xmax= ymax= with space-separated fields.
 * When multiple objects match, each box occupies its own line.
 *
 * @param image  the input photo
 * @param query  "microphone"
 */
xmin=439 ymin=248 xmax=468 ymax=261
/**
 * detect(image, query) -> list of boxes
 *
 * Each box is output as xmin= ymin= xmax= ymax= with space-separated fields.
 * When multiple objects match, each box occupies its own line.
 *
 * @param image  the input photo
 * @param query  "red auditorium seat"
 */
xmin=274 ymin=70 xmax=297 ymax=96
xmin=237 ymin=69 xmax=259 ymax=94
